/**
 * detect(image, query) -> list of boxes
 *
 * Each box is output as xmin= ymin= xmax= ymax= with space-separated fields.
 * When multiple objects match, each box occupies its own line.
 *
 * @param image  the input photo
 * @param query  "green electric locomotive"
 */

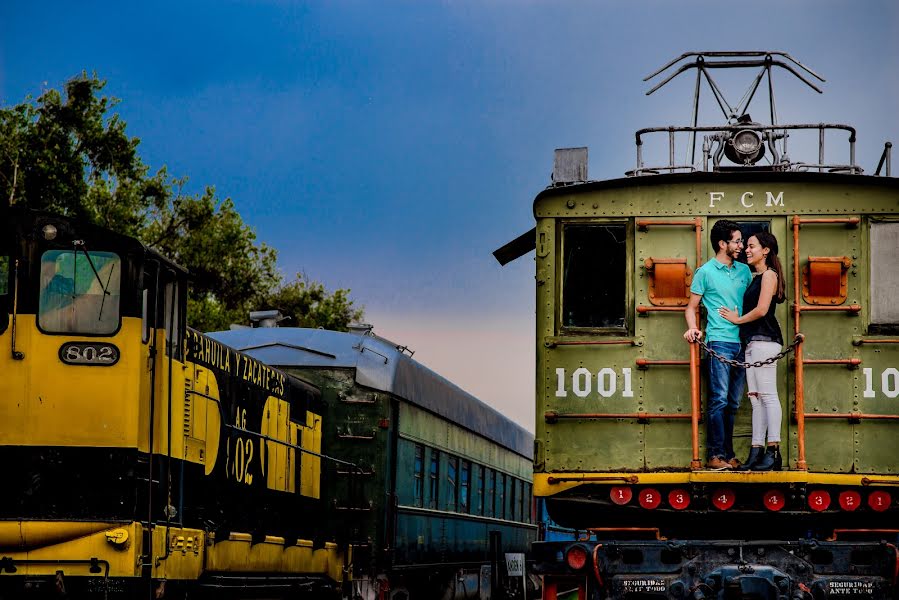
xmin=496 ymin=52 xmax=899 ymax=599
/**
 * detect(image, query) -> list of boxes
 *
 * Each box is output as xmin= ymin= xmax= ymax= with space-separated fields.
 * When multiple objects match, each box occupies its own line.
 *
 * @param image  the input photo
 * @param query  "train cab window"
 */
xmin=38 ymin=250 xmax=121 ymax=335
xmin=870 ymin=222 xmax=899 ymax=333
xmin=163 ymin=280 xmax=184 ymax=358
xmin=0 ymin=255 xmax=9 ymax=333
xmin=562 ymin=224 xmax=627 ymax=330
xmin=413 ymin=444 xmax=424 ymax=507
xmin=428 ymin=450 xmax=440 ymax=509
xmin=732 ymin=221 xmax=770 ymax=265
xmin=446 ymin=456 xmax=458 ymax=511
xmin=0 ymin=255 xmax=8 ymax=296
xmin=459 ymin=460 xmax=470 ymax=514
xmin=141 ymin=288 xmax=151 ymax=343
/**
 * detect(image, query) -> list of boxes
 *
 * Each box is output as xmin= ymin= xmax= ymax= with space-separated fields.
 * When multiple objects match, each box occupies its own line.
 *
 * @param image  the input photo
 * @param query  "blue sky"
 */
xmin=2 ymin=2 xmax=897 ymax=431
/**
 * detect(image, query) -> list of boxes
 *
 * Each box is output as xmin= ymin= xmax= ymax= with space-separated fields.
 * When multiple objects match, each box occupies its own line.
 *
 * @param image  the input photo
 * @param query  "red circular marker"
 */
xmin=638 ymin=488 xmax=662 ymax=509
xmin=868 ymin=491 xmax=892 ymax=513
xmin=668 ymin=489 xmax=691 ymax=510
xmin=711 ymin=488 xmax=736 ymax=511
xmin=610 ymin=486 xmax=633 ymax=505
xmin=808 ymin=490 xmax=831 ymax=512
xmin=763 ymin=489 xmax=786 ymax=512
xmin=838 ymin=491 xmax=861 ymax=512
xmin=566 ymin=545 xmax=588 ymax=570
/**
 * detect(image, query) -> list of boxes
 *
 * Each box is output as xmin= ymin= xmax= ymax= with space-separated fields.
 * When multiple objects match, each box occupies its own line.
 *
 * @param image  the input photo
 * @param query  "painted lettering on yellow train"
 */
xmin=225 ymin=407 xmax=255 ymax=486
xmin=187 ymin=329 xmax=285 ymax=397
xmin=188 ymin=330 xmax=234 ymax=373
xmin=237 ymin=353 xmax=285 ymax=396
xmin=222 ymin=402 xmax=321 ymax=497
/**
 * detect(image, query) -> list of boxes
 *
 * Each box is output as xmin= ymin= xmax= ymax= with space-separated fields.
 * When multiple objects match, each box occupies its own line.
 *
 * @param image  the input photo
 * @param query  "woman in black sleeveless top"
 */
xmin=718 ymin=232 xmax=786 ymax=471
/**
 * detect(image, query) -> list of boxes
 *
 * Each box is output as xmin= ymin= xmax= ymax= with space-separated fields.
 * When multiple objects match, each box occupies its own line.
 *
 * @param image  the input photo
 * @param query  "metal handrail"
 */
xmin=875 ymin=142 xmax=893 ymax=176
xmin=633 ymin=123 xmax=858 ymax=175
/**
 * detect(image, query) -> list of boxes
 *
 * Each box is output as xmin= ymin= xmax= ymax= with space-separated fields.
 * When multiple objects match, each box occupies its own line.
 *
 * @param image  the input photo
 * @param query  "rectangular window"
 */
xmin=562 ymin=224 xmax=627 ymax=330
xmin=497 ymin=473 xmax=506 ymax=520
xmin=38 ymin=250 xmax=121 ymax=335
xmin=732 ymin=221 xmax=770 ymax=266
xmin=446 ymin=455 xmax=458 ymax=512
xmin=524 ymin=482 xmax=532 ymax=523
xmin=141 ymin=288 xmax=151 ymax=344
xmin=517 ymin=479 xmax=525 ymax=522
xmin=0 ymin=255 xmax=8 ymax=296
xmin=486 ymin=470 xmax=495 ymax=518
xmin=459 ymin=460 xmax=470 ymax=514
xmin=0 ymin=255 xmax=9 ymax=333
xmin=476 ymin=465 xmax=485 ymax=516
xmin=164 ymin=280 xmax=183 ymax=358
xmin=428 ymin=450 xmax=439 ymax=509
xmin=509 ymin=477 xmax=517 ymax=521
xmin=413 ymin=444 xmax=424 ymax=507
xmin=870 ymin=222 xmax=899 ymax=332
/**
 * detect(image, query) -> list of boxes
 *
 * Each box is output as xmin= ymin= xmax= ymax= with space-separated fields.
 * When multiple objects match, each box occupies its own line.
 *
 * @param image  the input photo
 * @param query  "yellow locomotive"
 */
xmin=0 ymin=207 xmax=345 ymax=598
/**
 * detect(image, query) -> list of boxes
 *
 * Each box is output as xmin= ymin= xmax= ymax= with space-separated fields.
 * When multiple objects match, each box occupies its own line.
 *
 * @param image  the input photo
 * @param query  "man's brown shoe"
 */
xmin=728 ymin=458 xmax=742 ymax=469
xmin=706 ymin=457 xmax=732 ymax=471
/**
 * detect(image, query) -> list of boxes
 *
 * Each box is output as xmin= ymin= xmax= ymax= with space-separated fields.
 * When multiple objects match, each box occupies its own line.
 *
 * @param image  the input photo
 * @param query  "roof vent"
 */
xmin=552 ymin=147 xmax=588 ymax=185
xmin=347 ymin=323 xmax=374 ymax=336
xmin=249 ymin=310 xmax=287 ymax=328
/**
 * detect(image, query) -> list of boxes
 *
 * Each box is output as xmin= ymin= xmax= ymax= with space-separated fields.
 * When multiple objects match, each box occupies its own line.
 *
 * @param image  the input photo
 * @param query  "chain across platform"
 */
xmin=694 ymin=333 xmax=804 ymax=369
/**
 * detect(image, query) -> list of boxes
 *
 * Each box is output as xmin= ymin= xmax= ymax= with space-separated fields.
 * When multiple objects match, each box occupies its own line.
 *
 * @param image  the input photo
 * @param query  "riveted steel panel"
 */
xmin=534 ymin=175 xmax=899 ymax=489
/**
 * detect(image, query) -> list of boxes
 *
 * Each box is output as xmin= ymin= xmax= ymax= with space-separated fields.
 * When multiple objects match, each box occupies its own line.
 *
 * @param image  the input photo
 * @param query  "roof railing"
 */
xmin=627 ymin=123 xmax=860 ymax=177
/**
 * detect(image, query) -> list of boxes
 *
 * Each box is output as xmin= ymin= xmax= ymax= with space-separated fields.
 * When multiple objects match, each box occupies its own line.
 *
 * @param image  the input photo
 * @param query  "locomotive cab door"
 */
xmin=707 ymin=218 xmax=791 ymax=469
xmin=634 ymin=217 xmax=790 ymax=470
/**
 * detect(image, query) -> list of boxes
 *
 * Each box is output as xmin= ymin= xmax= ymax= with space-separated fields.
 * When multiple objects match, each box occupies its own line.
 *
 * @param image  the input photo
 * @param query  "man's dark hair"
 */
xmin=710 ymin=220 xmax=742 ymax=252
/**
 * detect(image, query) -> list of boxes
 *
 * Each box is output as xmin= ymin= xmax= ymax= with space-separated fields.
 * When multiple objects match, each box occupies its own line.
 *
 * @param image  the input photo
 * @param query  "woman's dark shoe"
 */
xmin=737 ymin=446 xmax=765 ymax=471
xmin=751 ymin=445 xmax=782 ymax=471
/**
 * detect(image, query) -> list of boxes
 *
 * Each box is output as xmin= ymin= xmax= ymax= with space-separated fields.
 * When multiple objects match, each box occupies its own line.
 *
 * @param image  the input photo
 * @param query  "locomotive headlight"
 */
xmin=42 ymin=224 xmax=58 ymax=240
xmin=733 ymin=130 xmax=762 ymax=155
xmin=724 ymin=129 xmax=765 ymax=165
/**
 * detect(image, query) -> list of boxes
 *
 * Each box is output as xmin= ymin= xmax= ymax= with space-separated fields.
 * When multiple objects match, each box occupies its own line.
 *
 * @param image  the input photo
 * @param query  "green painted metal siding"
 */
xmin=398 ymin=401 xmax=532 ymax=480
xmin=393 ymin=513 xmax=534 ymax=566
xmin=535 ymin=177 xmax=899 ymax=476
xmin=281 ymin=366 xmax=390 ymax=553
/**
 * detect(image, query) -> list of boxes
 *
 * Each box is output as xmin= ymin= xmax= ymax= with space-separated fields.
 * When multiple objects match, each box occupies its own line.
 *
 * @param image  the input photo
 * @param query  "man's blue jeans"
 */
xmin=706 ymin=341 xmax=746 ymax=461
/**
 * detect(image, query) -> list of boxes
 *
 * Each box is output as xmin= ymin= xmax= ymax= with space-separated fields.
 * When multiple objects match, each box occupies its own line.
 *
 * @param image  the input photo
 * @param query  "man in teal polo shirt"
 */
xmin=684 ymin=220 xmax=752 ymax=470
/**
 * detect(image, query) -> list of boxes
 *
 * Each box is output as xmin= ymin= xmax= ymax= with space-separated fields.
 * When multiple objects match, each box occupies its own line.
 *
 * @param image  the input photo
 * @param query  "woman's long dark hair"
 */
xmin=752 ymin=231 xmax=786 ymax=301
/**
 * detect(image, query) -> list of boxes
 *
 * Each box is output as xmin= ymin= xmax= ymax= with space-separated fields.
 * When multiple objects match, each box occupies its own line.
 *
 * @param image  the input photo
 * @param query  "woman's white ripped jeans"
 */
xmin=745 ymin=340 xmax=783 ymax=445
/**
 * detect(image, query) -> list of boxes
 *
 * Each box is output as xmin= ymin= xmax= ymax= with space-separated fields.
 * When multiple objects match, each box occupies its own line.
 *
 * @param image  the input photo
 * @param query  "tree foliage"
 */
xmin=0 ymin=73 xmax=363 ymax=332
xmin=266 ymin=273 xmax=364 ymax=331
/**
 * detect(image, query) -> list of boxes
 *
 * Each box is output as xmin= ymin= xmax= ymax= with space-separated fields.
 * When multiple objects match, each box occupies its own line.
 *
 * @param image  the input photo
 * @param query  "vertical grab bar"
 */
xmin=792 ymin=216 xmax=807 ymax=470
xmin=11 ymin=258 xmax=24 ymax=360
